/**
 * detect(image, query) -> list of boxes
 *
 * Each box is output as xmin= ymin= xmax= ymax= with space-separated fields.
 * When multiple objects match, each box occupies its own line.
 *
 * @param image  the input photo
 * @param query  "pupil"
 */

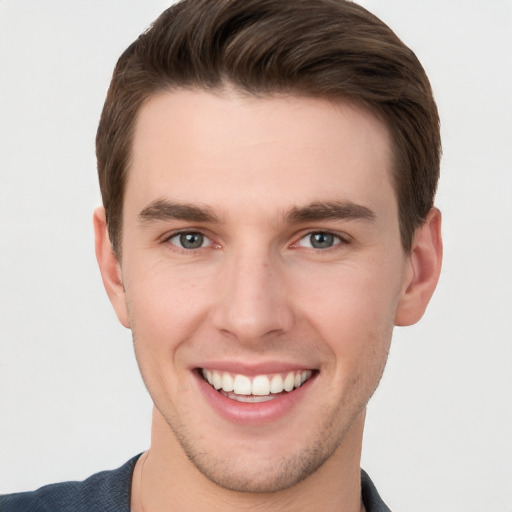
xmin=180 ymin=233 xmax=203 ymax=249
xmin=311 ymin=233 xmax=333 ymax=249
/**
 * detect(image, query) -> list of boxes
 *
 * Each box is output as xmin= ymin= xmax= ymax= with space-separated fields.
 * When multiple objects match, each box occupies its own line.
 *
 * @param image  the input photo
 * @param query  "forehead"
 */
xmin=126 ymin=88 xmax=396 ymax=221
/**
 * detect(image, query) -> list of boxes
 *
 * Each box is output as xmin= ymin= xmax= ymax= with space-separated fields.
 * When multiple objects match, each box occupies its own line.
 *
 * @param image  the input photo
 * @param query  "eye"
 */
xmin=168 ymin=232 xmax=210 ymax=250
xmin=297 ymin=232 xmax=342 ymax=249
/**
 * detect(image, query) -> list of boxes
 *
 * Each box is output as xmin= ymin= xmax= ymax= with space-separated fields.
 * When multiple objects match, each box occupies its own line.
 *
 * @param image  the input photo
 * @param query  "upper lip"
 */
xmin=194 ymin=360 xmax=317 ymax=375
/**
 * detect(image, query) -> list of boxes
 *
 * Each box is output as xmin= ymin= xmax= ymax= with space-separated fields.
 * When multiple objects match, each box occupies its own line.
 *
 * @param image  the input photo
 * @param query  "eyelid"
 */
xmin=292 ymin=230 xmax=351 ymax=249
xmin=160 ymin=228 xmax=350 ymax=251
xmin=163 ymin=229 xmax=217 ymax=250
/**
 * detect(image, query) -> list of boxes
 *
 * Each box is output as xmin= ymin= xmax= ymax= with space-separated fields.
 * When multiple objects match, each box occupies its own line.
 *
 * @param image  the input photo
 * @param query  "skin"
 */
xmin=94 ymin=88 xmax=442 ymax=512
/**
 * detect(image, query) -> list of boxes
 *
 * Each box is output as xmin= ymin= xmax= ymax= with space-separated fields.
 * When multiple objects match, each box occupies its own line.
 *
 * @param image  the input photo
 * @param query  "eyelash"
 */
xmin=162 ymin=230 xmax=350 ymax=253
xmin=294 ymin=231 xmax=348 ymax=250
xmin=164 ymin=231 xmax=214 ymax=252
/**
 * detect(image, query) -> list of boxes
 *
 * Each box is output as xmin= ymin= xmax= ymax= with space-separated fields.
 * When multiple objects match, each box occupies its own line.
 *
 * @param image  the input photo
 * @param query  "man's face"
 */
xmin=115 ymin=88 xmax=411 ymax=492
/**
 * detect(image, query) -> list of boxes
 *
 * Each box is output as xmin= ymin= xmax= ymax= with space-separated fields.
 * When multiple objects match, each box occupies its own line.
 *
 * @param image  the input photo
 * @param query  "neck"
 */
xmin=131 ymin=407 xmax=366 ymax=512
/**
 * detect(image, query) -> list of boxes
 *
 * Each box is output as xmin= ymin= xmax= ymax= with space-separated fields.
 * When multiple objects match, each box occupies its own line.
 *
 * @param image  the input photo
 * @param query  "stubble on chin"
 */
xmin=160 ymin=397 xmax=366 ymax=494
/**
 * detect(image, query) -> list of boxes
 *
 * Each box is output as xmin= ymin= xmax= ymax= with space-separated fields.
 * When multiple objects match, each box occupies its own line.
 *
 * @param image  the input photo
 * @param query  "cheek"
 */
xmin=295 ymin=258 xmax=401 ymax=318
xmin=125 ymin=267 xmax=217 ymax=404
xmin=291 ymin=260 xmax=400 ymax=359
xmin=124 ymin=264 xmax=214 ymax=355
xmin=299 ymin=272 xmax=395 ymax=407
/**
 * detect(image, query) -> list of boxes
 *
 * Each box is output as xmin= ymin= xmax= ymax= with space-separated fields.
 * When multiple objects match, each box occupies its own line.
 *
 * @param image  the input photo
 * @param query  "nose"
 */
xmin=212 ymin=249 xmax=294 ymax=344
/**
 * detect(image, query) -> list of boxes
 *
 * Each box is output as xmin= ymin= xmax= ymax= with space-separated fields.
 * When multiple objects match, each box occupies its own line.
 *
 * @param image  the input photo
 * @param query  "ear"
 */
xmin=93 ymin=207 xmax=130 ymax=328
xmin=395 ymin=207 xmax=443 ymax=326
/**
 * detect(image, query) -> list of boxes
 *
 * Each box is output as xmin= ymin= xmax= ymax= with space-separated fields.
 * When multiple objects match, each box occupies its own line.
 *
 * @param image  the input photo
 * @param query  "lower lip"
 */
xmin=195 ymin=371 xmax=316 ymax=425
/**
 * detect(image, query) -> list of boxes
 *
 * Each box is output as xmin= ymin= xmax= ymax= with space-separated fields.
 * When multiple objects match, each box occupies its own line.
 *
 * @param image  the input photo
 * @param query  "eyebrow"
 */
xmin=284 ymin=201 xmax=376 ymax=224
xmin=137 ymin=199 xmax=376 ymax=226
xmin=137 ymin=199 xmax=222 ymax=225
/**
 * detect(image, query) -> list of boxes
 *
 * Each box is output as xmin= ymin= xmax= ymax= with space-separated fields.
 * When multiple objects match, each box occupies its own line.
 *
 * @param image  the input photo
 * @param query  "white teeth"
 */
xmin=252 ymin=375 xmax=270 ymax=396
xmin=221 ymin=372 xmax=234 ymax=392
xmin=233 ymin=374 xmax=252 ymax=395
xmin=201 ymin=369 xmax=313 ymax=398
xmin=283 ymin=372 xmax=295 ymax=392
xmin=270 ymin=374 xmax=284 ymax=394
xmin=212 ymin=371 xmax=222 ymax=390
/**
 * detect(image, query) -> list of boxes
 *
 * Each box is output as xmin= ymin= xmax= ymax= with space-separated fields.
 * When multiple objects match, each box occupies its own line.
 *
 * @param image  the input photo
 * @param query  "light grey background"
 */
xmin=1 ymin=1 xmax=511 ymax=510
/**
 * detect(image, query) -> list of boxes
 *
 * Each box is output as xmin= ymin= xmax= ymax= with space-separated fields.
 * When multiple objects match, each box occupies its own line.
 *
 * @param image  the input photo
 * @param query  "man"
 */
xmin=1 ymin=0 xmax=442 ymax=510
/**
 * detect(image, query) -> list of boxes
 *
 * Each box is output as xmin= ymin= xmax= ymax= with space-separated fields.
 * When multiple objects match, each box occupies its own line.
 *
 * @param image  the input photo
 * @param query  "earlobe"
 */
xmin=93 ymin=207 xmax=130 ymax=328
xmin=395 ymin=207 xmax=443 ymax=326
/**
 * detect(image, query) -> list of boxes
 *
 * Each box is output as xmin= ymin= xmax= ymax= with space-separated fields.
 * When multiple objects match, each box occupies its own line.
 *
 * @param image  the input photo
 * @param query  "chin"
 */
xmin=164 ymin=403 xmax=362 ymax=494
xmin=186 ymin=442 xmax=332 ymax=493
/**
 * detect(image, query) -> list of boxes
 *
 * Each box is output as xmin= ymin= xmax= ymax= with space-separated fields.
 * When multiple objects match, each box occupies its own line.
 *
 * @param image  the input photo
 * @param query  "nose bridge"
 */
xmin=213 ymin=243 xmax=292 ymax=341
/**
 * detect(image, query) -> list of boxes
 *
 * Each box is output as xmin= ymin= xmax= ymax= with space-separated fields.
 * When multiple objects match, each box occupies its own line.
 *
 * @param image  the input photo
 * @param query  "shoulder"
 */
xmin=361 ymin=469 xmax=392 ymax=512
xmin=0 ymin=455 xmax=140 ymax=512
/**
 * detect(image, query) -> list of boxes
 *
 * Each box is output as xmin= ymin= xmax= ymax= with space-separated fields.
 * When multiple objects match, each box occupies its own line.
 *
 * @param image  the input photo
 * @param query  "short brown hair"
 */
xmin=96 ymin=0 xmax=440 ymax=255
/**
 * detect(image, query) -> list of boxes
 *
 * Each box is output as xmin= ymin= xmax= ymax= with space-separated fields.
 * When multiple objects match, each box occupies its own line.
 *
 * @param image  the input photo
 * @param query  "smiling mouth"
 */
xmin=200 ymin=369 xmax=315 ymax=403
